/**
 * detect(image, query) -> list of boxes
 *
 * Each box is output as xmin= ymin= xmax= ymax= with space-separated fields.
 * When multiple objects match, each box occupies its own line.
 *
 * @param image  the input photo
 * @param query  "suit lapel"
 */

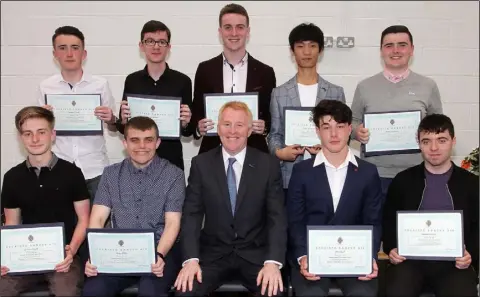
xmin=235 ymin=147 xmax=256 ymax=213
xmin=211 ymin=54 xmax=224 ymax=93
xmin=286 ymin=76 xmax=302 ymax=107
xmin=315 ymin=74 xmax=329 ymax=105
xmin=212 ymin=147 xmax=233 ymax=215
xmin=331 ymin=162 xmax=359 ymax=222
xmin=245 ymin=54 xmax=258 ymax=92
xmin=314 ymin=164 xmax=335 ymax=215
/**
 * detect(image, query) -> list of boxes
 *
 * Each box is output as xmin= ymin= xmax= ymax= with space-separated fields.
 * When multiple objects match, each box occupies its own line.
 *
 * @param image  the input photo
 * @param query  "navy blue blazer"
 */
xmin=287 ymin=155 xmax=383 ymax=262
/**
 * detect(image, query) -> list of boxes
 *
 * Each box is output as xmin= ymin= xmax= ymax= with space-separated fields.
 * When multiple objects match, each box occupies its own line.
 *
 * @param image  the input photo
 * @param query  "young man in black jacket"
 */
xmin=382 ymin=114 xmax=478 ymax=297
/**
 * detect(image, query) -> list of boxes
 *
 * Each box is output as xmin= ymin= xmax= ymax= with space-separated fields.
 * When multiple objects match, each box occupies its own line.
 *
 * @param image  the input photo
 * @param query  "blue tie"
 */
xmin=227 ymin=157 xmax=237 ymax=214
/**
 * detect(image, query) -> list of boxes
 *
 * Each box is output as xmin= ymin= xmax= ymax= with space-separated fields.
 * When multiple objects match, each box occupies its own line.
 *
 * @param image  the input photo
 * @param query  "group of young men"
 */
xmin=0 ymin=2 xmax=478 ymax=297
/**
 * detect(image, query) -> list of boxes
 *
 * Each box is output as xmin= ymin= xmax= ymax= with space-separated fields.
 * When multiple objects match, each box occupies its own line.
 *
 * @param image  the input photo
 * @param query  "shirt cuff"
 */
xmin=182 ymin=258 xmax=199 ymax=267
xmin=264 ymin=260 xmax=283 ymax=270
xmin=195 ymin=127 xmax=202 ymax=138
xmin=297 ymin=255 xmax=306 ymax=265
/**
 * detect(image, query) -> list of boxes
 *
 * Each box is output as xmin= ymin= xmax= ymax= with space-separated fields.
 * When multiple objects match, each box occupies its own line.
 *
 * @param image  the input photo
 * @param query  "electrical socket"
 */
xmin=336 ymin=36 xmax=355 ymax=48
xmin=324 ymin=36 xmax=334 ymax=48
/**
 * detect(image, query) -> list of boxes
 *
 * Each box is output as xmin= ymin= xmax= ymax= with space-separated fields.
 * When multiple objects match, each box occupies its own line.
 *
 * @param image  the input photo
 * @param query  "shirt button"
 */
xmin=136 ymin=216 xmax=139 ymax=219
xmin=39 ymin=185 xmax=43 ymax=187
xmin=154 ymin=83 xmax=157 ymax=86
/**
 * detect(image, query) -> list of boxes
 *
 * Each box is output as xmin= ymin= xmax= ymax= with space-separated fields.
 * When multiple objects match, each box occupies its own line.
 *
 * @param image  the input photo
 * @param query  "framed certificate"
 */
xmin=397 ymin=211 xmax=464 ymax=261
xmin=87 ymin=229 xmax=156 ymax=275
xmin=1 ymin=223 xmax=66 ymax=275
xmin=307 ymin=225 xmax=373 ymax=277
xmin=204 ymin=92 xmax=258 ymax=135
xmin=283 ymin=107 xmax=319 ymax=147
xmin=363 ymin=110 xmax=421 ymax=157
xmin=126 ymin=94 xmax=182 ymax=139
xmin=45 ymin=94 xmax=103 ymax=136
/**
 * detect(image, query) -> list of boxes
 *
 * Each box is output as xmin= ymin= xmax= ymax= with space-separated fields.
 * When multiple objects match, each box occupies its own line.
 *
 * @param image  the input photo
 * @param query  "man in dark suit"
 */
xmin=287 ymin=100 xmax=382 ymax=297
xmin=116 ymin=20 xmax=194 ymax=171
xmin=174 ymin=101 xmax=287 ymax=296
xmin=192 ymin=3 xmax=276 ymax=154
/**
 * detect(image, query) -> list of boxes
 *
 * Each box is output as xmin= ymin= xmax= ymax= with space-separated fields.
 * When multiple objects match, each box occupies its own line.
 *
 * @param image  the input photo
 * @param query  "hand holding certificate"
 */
xmin=204 ymin=92 xmax=258 ymax=135
xmin=397 ymin=211 xmax=464 ymax=260
xmin=45 ymin=94 xmax=103 ymax=136
xmin=284 ymin=107 xmax=319 ymax=147
xmin=363 ymin=110 xmax=421 ymax=157
xmin=87 ymin=229 xmax=156 ymax=275
xmin=1 ymin=223 xmax=66 ymax=275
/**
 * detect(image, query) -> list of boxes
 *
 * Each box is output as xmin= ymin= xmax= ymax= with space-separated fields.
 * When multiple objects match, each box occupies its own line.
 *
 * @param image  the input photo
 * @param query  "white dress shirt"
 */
xmin=36 ymin=72 xmax=116 ymax=179
xmin=297 ymin=83 xmax=318 ymax=160
xmin=223 ymin=52 xmax=248 ymax=93
xmin=183 ymin=146 xmax=283 ymax=269
xmin=298 ymin=148 xmax=358 ymax=264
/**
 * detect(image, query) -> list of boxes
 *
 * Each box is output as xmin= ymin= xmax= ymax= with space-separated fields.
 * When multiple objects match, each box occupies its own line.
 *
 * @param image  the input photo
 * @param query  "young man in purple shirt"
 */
xmin=382 ymin=114 xmax=478 ymax=297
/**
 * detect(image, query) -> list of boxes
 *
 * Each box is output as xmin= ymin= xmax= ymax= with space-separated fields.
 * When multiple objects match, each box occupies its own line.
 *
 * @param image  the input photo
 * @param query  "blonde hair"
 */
xmin=218 ymin=101 xmax=253 ymax=127
xmin=15 ymin=106 xmax=55 ymax=132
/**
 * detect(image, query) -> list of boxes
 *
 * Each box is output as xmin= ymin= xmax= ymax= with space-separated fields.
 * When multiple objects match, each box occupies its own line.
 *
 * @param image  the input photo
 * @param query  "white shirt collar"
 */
xmin=222 ymin=52 xmax=249 ymax=67
xmin=222 ymin=146 xmax=247 ymax=167
xmin=313 ymin=148 xmax=358 ymax=169
xmin=57 ymin=70 xmax=92 ymax=85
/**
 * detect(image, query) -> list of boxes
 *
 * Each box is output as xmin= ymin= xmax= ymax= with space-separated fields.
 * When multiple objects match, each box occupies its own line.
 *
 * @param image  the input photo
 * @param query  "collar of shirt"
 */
xmin=126 ymin=155 xmax=160 ymax=175
xmin=141 ymin=63 xmax=171 ymax=82
xmin=313 ymin=148 xmax=358 ymax=169
xmin=26 ymin=152 xmax=59 ymax=171
xmin=222 ymin=52 xmax=249 ymax=68
xmin=222 ymin=146 xmax=247 ymax=170
xmin=57 ymin=70 xmax=93 ymax=86
xmin=383 ymin=69 xmax=410 ymax=83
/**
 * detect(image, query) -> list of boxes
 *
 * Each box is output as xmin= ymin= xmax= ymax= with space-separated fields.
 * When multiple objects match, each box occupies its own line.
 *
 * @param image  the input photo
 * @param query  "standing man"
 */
xmin=287 ymin=100 xmax=382 ymax=297
xmin=37 ymin=25 xmax=117 ymax=201
xmin=0 ymin=107 xmax=90 ymax=296
xmin=174 ymin=102 xmax=287 ymax=296
xmin=117 ymin=20 xmax=194 ymax=171
xmin=382 ymin=114 xmax=478 ymax=297
xmin=82 ymin=116 xmax=185 ymax=297
xmin=192 ymin=3 xmax=276 ymax=154
xmin=350 ymin=25 xmax=443 ymax=201
xmin=268 ymin=23 xmax=346 ymax=192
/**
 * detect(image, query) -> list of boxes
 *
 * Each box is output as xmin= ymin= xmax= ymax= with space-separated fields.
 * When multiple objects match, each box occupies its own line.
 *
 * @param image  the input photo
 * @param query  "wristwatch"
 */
xmin=156 ymin=251 xmax=165 ymax=260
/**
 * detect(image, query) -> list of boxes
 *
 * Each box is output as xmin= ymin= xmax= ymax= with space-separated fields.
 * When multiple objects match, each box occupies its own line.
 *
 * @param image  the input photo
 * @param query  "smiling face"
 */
xmin=381 ymin=32 xmax=414 ymax=72
xmin=419 ymin=130 xmax=455 ymax=169
xmin=217 ymin=106 xmax=252 ymax=155
xmin=123 ymin=127 xmax=160 ymax=168
xmin=53 ymin=34 xmax=86 ymax=72
xmin=20 ymin=118 xmax=55 ymax=157
xmin=218 ymin=13 xmax=250 ymax=53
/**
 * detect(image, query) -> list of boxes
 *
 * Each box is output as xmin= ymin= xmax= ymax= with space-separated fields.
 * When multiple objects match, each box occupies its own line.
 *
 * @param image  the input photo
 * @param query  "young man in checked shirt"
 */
xmin=82 ymin=116 xmax=185 ymax=297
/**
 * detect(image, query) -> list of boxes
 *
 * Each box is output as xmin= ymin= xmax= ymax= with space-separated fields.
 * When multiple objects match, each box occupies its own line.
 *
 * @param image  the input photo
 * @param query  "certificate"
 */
xmin=126 ymin=94 xmax=181 ymax=139
xmin=87 ymin=229 xmax=156 ymax=275
xmin=284 ymin=107 xmax=319 ymax=146
xmin=363 ymin=110 xmax=421 ymax=157
xmin=397 ymin=211 xmax=463 ymax=260
xmin=1 ymin=223 xmax=66 ymax=275
xmin=204 ymin=92 xmax=258 ymax=135
xmin=307 ymin=226 xmax=373 ymax=277
xmin=45 ymin=94 xmax=102 ymax=136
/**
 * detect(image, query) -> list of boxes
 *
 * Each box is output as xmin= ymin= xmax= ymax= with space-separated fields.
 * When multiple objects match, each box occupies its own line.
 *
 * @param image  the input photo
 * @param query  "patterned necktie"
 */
xmin=227 ymin=157 xmax=237 ymax=214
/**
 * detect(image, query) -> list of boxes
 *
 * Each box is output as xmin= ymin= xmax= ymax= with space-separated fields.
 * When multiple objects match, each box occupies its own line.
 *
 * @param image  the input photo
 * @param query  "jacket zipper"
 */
xmin=417 ymin=179 xmax=427 ymax=210
xmin=445 ymin=184 xmax=455 ymax=209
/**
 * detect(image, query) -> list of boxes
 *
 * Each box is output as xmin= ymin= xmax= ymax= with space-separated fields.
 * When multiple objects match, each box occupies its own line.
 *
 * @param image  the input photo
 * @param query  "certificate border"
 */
xmin=86 ymin=228 xmax=157 ymax=276
xmin=307 ymin=225 xmax=373 ymax=277
xmin=45 ymin=94 xmax=104 ymax=136
xmin=125 ymin=93 xmax=182 ymax=140
xmin=362 ymin=110 xmax=421 ymax=157
xmin=396 ymin=210 xmax=464 ymax=261
xmin=1 ymin=222 xmax=66 ymax=276
xmin=203 ymin=92 xmax=259 ymax=136
xmin=282 ymin=107 xmax=318 ymax=147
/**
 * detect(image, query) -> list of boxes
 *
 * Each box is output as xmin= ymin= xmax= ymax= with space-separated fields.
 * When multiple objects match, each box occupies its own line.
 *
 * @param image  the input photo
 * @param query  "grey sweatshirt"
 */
xmin=351 ymin=71 xmax=443 ymax=178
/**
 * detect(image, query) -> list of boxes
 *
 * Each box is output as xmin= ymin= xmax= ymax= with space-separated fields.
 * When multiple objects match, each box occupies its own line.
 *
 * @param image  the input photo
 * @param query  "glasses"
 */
xmin=142 ymin=38 xmax=169 ymax=47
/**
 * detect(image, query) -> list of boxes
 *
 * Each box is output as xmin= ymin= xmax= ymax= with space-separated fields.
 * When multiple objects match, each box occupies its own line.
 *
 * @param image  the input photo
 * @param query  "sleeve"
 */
xmin=466 ymin=175 xmax=479 ymax=271
xmin=101 ymin=79 xmax=116 ymax=112
xmin=267 ymin=88 xmax=284 ymax=155
xmin=1 ymin=172 xmax=20 ymax=209
xmin=338 ymin=86 xmax=346 ymax=103
xmin=191 ymin=64 xmax=206 ymax=140
xmin=427 ymin=81 xmax=443 ymax=115
xmin=362 ymin=166 xmax=383 ymax=259
xmin=36 ymin=84 xmax=46 ymax=106
xmin=164 ymin=169 xmax=186 ymax=213
xmin=71 ymin=166 xmax=90 ymax=202
xmin=91 ymin=169 xmax=112 ymax=208
xmin=181 ymin=75 xmax=195 ymax=137
xmin=350 ymin=83 xmax=365 ymax=140
xmin=286 ymin=163 xmax=307 ymax=260
xmin=381 ymin=174 xmax=403 ymax=255
xmin=263 ymin=67 xmax=276 ymax=136
xmin=116 ymin=77 xmax=130 ymax=135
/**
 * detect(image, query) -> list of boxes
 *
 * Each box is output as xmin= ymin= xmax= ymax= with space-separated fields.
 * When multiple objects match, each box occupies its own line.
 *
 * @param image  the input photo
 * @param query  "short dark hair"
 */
xmin=417 ymin=114 xmax=455 ymax=140
xmin=140 ymin=20 xmax=171 ymax=43
xmin=311 ymin=100 xmax=352 ymax=127
xmin=15 ymin=106 xmax=55 ymax=132
xmin=288 ymin=23 xmax=325 ymax=52
xmin=381 ymin=25 xmax=413 ymax=47
xmin=124 ymin=116 xmax=159 ymax=138
xmin=52 ymin=26 xmax=85 ymax=47
xmin=219 ymin=3 xmax=249 ymax=27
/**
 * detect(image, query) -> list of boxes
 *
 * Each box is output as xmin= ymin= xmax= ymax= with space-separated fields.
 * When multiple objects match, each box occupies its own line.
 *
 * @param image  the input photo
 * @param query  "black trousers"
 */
xmin=385 ymin=260 xmax=478 ymax=297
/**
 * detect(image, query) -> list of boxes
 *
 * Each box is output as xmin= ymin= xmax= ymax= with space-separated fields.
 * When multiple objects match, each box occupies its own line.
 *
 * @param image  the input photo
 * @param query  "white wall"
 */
xmin=1 ymin=1 xmax=479 ymax=181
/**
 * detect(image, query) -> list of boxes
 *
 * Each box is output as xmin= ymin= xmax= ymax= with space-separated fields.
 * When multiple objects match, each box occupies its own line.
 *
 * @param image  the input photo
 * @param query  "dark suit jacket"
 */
xmin=192 ymin=54 xmax=276 ymax=154
xmin=180 ymin=146 xmax=287 ymax=266
xmin=287 ymin=156 xmax=383 ymax=262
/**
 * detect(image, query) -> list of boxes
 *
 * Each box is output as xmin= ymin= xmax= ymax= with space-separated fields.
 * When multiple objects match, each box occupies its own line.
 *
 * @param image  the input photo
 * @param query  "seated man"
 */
xmin=82 ymin=116 xmax=186 ymax=297
xmin=0 ymin=106 xmax=90 ymax=296
xmin=287 ymin=100 xmax=382 ymax=297
xmin=382 ymin=114 xmax=478 ymax=297
xmin=174 ymin=102 xmax=287 ymax=297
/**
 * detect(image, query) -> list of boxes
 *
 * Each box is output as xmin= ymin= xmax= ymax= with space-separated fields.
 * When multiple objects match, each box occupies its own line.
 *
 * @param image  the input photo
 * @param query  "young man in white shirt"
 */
xmin=37 ymin=26 xmax=117 ymax=200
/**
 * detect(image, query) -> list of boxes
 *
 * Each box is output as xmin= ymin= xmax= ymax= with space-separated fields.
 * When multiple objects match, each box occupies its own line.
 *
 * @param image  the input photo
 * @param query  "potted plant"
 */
xmin=461 ymin=147 xmax=479 ymax=175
